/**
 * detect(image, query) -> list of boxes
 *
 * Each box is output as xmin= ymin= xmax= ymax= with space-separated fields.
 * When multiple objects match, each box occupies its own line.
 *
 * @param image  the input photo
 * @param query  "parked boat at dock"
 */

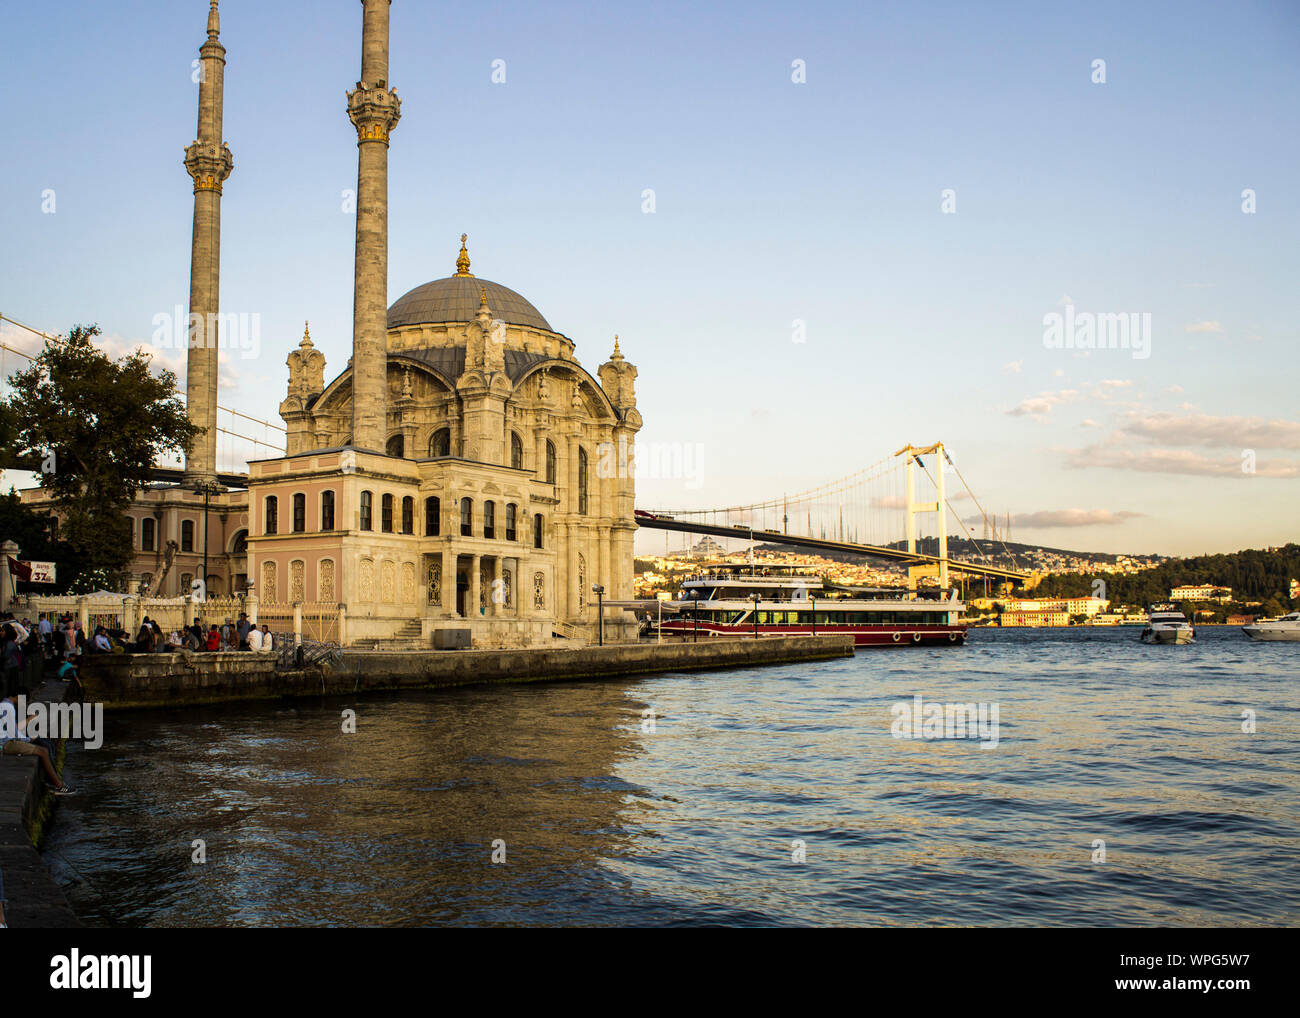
xmin=654 ymin=563 xmax=967 ymax=647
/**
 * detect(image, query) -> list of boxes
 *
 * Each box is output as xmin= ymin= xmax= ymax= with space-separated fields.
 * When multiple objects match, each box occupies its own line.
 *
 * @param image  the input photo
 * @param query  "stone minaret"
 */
xmin=182 ymin=0 xmax=234 ymax=484
xmin=346 ymin=0 xmax=401 ymax=452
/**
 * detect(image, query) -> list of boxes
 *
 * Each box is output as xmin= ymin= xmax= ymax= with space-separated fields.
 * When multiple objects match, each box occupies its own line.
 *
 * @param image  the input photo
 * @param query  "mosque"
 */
xmin=22 ymin=1 xmax=641 ymax=645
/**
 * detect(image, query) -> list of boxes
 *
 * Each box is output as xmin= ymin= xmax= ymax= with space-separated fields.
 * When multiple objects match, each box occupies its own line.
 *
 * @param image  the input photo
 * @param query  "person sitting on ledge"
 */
xmin=204 ymin=625 xmax=221 ymax=652
xmin=0 ymin=687 xmax=75 ymax=796
xmin=92 ymin=627 xmax=112 ymax=653
xmin=188 ymin=616 xmax=204 ymax=646
xmin=247 ymin=626 xmax=263 ymax=652
xmin=258 ymin=625 xmax=274 ymax=652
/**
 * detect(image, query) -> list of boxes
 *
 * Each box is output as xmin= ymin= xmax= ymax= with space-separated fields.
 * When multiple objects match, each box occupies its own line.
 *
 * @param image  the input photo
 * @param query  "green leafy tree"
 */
xmin=6 ymin=324 xmax=200 ymax=586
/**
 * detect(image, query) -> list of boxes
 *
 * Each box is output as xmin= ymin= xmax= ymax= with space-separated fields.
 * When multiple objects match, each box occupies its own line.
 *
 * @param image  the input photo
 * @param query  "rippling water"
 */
xmin=41 ymin=627 xmax=1300 ymax=926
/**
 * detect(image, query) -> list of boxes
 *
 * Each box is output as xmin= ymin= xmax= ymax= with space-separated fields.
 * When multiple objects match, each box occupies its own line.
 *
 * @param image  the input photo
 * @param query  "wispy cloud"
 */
xmin=1118 ymin=411 xmax=1300 ymax=450
xmin=1185 ymin=320 xmax=1223 ymax=334
xmin=1067 ymin=444 xmax=1299 ymax=478
xmin=964 ymin=508 xmax=1145 ymax=528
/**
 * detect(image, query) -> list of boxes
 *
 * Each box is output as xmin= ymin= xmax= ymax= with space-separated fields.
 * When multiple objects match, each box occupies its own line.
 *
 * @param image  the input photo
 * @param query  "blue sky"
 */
xmin=1 ymin=0 xmax=1297 ymax=556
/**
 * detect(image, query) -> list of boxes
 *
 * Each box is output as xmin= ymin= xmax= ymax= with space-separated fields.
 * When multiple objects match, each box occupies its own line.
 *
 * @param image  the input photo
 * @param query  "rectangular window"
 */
xmin=321 ymin=491 xmax=335 ymax=531
xmin=360 ymin=491 xmax=372 ymax=531
xmin=381 ymin=494 xmax=394 ymax=533
xmin=292 ymin=493 xmax=306 ymax=533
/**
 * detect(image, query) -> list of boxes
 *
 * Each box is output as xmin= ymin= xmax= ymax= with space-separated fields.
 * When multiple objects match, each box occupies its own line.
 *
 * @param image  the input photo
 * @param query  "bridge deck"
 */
xmin=635 ymin=516 xmax=1026 ymax=582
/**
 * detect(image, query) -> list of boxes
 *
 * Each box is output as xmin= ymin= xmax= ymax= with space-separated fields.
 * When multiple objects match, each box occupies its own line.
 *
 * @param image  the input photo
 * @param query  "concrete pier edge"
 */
xmin=0 ymin=679 xmax=83 ymax=927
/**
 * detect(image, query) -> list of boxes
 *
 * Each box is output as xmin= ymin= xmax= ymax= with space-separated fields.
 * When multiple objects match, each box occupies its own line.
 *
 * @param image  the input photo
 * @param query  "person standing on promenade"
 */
xmin=236 ymin=613 xmax=251 ymax=650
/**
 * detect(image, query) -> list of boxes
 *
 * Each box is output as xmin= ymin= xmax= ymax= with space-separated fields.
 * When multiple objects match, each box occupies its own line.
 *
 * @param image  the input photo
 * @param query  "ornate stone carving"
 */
xmin=381 ymin=560 xmax=396 ymax=603
xmin=578 ymin=553 xmax=586 ymax=610
xmin=290 ymin=560 xmax=305 ymax=603
xmin=502 ymin=568 xmax=513 ymax=608
xmin=533 ymin=572 xmax=545 ymax=609
xmin=261 ymin=560 xmax=277 ymax=602
xmin=319 ymin=559 xmax=335 ymax=602
xmin=346 ymin=82 xmax=401 ymax=144
xmin=360 ymin=559 xmax=375 ymax=602
xmin=401 ymin=561 xmax=415 ymax=602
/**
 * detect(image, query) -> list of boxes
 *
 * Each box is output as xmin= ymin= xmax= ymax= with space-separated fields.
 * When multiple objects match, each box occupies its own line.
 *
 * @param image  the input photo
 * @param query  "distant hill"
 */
xmin=1032 ymin=543 xmax=1300 ymax=607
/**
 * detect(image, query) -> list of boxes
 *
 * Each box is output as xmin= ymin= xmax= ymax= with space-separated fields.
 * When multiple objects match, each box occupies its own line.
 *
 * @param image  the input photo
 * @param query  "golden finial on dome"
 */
xmin=300 ymin=321 xmax=313 ymax=348
xmin=455 ymin=233 xmax=473 ymax=277
xmin=610 ymin=334 xmax=623 ymax=361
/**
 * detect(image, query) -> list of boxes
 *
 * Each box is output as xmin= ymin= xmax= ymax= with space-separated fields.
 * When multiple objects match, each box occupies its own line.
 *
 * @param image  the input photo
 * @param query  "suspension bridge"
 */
xmin=637 ymin=443 xmax=1030 ymax=587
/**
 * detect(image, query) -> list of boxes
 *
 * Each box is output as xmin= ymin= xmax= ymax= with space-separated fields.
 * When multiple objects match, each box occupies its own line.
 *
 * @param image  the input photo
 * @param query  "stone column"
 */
xmin=347 ymin=0 xmax=401 ymax=453
xmin=491 ymin=556 xmax=504 ymax=617
xmin=182 ymin=2 xmax=233 ymax=485
xmin=470 ymin=554 xmax=481 ymax=620
xmin=245 ymin=590 xmax=259 ymax=626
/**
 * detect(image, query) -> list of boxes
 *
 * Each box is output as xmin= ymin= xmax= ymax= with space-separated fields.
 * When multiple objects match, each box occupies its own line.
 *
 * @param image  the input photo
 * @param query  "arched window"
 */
xmin=265 ymin=496 xmax=278 ymax=535
xmin=360 ymin=491 xmax=373 ymax=531
xmin=483 ymin=500 xmax=496 ymax=539
xmin=533 ymin=513 xmax=544 ymax=549
xmin=430 ymin=428 xmax=451 ymax=457
xmin=141 ymin=518 xmax=155 ymax=552
xmin=460 ymin=497 xmax=473 ymax=537
xmin=505 ymin=503 xmax=517 ymax=541
xmin=321 ymin=490 xmax=335 ymax=531
xmin=381 ymin=493 xmax=394 ymax=533
xmin=545 ymin=440 xmax=556 ymax=484
xmin=292 ymin=493 xmax=306 ymax=533
xmin=181 ymin=520 xmax=194 ymax=552
xmin=401 ymin=496 xmax=414 ymax=534
xmin=510 ymin=432 xmax=524 ymax=470
xmin=386 ymin=434 xmax=405 ymax=458
xmin=578 ymin=447 xmax=589 ymax=514
xmin=425 ymin=496 xmax=440 ymax=536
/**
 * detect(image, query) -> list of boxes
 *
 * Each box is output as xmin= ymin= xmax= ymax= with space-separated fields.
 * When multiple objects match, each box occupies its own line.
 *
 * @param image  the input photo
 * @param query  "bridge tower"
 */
xmin=895 ymin=442 xmax=949 ymax=594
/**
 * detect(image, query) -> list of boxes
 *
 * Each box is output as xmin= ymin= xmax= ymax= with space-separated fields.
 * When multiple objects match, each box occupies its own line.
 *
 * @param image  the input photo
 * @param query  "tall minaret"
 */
xmin=346 ymin=0 xmax=401 ymax=452
xmin=182 ymin=0 xmax=233 ymax=484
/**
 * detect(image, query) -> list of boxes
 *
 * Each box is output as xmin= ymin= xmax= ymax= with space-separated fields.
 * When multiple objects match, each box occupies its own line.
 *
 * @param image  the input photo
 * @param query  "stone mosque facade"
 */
xmin=250 ymin=239 xmax=642 ymax=644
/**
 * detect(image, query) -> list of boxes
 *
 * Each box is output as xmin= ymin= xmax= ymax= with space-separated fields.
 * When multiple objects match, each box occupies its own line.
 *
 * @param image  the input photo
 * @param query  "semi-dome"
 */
xmin=386 ymin=236 xmax=553 ymax=332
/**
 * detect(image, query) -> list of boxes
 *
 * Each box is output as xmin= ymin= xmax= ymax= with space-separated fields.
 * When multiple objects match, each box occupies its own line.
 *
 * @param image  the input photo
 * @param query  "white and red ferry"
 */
xmin=654 ymin=563 xmax=968 ymax=648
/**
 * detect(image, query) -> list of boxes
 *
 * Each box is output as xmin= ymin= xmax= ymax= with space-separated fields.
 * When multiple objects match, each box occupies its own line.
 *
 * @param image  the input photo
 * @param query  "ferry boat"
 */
xmin=653 ymin=563 xmax=968 ymax=648
xmin=1242 ymin=611 xmax=1300 ymax=642
xmin=1140 ymin=606 xmax=1195 ymax=645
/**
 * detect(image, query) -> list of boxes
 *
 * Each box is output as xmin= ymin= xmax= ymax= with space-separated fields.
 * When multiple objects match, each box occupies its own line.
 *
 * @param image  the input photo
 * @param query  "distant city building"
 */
xmin=690 ymin=536 xmax=725 ymax=557
xmin=1170 ymin=585 xmax=1232 ymax=602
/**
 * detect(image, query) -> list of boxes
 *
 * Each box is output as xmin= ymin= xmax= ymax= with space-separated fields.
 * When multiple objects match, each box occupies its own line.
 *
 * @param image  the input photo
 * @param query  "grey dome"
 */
xmin=387 ymin=276 xmax=553 ymax=332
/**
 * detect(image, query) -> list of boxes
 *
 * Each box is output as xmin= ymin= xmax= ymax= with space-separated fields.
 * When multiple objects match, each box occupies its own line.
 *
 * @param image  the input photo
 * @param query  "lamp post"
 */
xmin=592 ymin=584 xmax=605 ymax=646
xmin=749 ymin=592 xmax=761 ymax=639
xmin=811 ymin=594 xmax=817 ymax=637
xmin=193 ymin=480 xmax=221 ymax=600
xmin=693 ymin=597 xmax=699 ymax=643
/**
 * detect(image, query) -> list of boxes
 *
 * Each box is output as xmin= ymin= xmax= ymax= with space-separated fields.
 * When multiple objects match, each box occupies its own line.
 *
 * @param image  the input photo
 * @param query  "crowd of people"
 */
xmin=1 ymin=609 xmax=275 ymax=670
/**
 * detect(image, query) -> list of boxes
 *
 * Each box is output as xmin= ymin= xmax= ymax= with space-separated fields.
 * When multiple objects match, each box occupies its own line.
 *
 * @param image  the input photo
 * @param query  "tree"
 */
xmin=6 ymin=324 xmax=199 ymax=586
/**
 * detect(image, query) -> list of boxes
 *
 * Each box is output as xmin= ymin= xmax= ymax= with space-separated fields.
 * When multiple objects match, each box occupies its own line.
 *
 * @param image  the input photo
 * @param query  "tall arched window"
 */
xmin=460 ymin=497 xmax=473 ymax=537
xmin=510 ymin=432 xmax=524 ymax=470
xmin=386 ymin=434 xmax=405 ymax=458
xmin=545 ymin=440 xmax=557 ymax=484
xmin=360 ymin=491 xmax=373 ymax=531
xmin=401 ymin=496 xmax=414 ymax=534
xmin=430 ymin=428 xmax=451 ymax=457
xmin=483 ymin=500 xmax=496 ymax=539
xmin=425 ymin=496 xmax=440 ymax=536
xmin=505 ymin=503 xmax=517 ymax=541
xmin=181 ymin=520 xmax=195 ymax=552
xmin=292 ymin=493 xmax=306 ymax=533
xmin=141 ymin=518 xmax=155 ymax=552
xmin=533 ymin=513 xmax=544 ymax=549
xmin=265 ymin=496 xmax=278 ymax=535
xmin=381 ymin=493 xmax=394 ymax=533
xmin=321 ymin=490 xmax=335 ymax=530
xmin=578 ymin=447 xmax=589 ymax=514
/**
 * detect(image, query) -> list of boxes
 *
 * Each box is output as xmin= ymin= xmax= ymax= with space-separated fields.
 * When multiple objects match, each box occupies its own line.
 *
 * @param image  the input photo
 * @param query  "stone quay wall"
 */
xmin=78 ymin=636 xmax=855 ymax=709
